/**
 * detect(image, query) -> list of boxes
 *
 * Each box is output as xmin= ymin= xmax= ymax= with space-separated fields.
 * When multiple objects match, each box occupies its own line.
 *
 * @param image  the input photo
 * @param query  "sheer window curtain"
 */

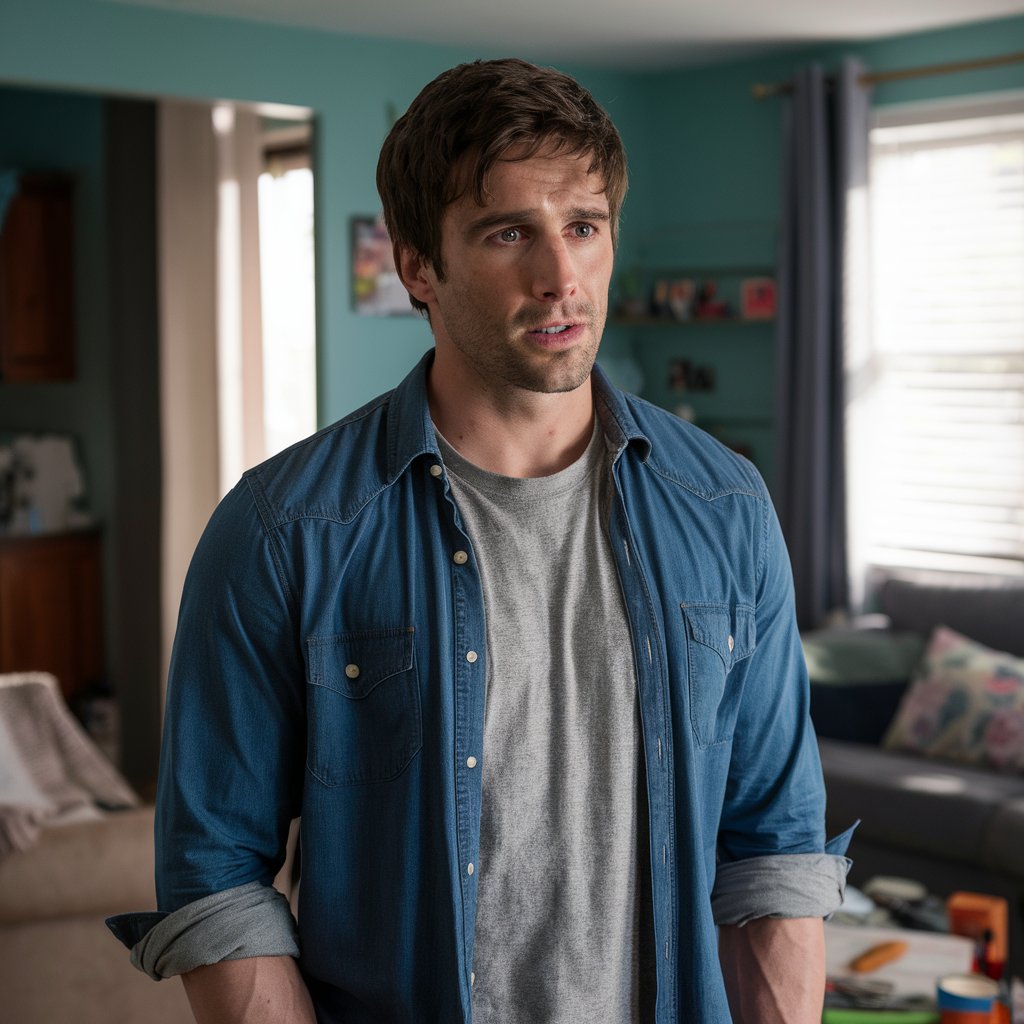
xmin=157 ymin=99 xmax=265 ymax=697
xmin=775 ymin=59 xmax=871 ymax=629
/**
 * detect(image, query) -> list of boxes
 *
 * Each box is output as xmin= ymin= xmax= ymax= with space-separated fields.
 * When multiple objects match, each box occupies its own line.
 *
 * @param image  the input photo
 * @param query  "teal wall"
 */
xmin=624 ymin=13 xmax=1024 ymax=252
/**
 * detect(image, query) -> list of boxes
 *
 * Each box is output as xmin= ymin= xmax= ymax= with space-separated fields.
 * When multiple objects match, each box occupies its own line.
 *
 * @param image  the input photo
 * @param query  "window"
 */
xmin=258 ymin=125 xmax=317 ymax=459
xmin=848 ymin=96 xmax=1024 ymax=582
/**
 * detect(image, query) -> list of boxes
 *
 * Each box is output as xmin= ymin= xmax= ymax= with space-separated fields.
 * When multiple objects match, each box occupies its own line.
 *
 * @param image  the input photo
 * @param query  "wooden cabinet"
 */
xmin=0 ymin=531 xmax=104 ymax=700
xmin=0 ymin=174 xmax=75 ymax=381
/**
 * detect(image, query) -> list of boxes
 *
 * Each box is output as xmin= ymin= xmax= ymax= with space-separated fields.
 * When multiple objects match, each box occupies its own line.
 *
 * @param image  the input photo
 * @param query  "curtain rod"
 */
xmin=752 ymin=49 xmax=1024 ymax=100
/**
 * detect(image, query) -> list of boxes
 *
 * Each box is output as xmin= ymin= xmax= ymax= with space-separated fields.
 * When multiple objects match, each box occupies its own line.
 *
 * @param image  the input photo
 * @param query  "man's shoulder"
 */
xmin=241 ymin=389 xmax=398 ymax=528
xmin=616 ymin=390 xmax=768 ymax=503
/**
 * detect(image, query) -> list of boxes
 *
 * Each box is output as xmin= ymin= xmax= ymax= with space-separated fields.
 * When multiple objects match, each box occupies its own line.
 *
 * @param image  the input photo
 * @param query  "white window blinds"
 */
xmin=853 ymin=99 xmax=1024 ymax=577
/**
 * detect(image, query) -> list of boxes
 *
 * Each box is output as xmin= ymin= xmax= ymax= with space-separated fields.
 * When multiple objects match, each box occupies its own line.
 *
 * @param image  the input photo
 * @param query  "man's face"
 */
xmin=405 ymin=147 xmax=614 ymax=397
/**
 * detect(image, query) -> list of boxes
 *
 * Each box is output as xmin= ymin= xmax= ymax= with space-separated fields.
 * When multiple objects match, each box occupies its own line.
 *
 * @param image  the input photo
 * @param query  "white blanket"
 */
xmin=0 ymin=672 xmax=139 ymax=857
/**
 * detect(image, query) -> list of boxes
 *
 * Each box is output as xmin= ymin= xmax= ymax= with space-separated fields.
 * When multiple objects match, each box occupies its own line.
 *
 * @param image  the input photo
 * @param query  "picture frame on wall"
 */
xmin=351 ymin=215 xmax=416 ymax=316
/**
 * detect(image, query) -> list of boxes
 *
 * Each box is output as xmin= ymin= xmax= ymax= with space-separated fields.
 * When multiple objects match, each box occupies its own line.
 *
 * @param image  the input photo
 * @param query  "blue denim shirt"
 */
xmin=109 ymin=351 xmax=851 ymax=1023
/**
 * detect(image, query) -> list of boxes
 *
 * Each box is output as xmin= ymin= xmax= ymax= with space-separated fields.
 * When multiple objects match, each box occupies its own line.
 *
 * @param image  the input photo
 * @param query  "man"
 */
xmin=109 ymin=58 xmax=852 ymax=1023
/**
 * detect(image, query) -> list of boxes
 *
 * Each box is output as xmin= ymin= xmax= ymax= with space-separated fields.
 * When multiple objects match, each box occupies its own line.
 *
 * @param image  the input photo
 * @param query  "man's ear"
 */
xmin=394 ymin=244 xmax=438 ymax=307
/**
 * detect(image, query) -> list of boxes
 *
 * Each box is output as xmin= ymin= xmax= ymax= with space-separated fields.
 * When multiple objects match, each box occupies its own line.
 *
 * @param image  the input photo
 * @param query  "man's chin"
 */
xmin=506 ymin=356 xmax=597 ymax=396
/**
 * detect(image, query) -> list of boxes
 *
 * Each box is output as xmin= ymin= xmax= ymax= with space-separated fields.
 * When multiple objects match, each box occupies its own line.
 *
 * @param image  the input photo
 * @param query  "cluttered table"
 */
xmin=823 ymin=878 xmax=1019 ymax=1023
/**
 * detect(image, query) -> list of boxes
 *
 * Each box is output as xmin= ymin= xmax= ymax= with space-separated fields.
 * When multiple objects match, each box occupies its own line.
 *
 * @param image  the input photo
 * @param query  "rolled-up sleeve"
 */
xmin=108 ymin=477 xmax=306 ymax=975
xmin=107 ymin=881 xmax=299 ymax=979
xmin=711 ymin=851 xmax=851 ymax=926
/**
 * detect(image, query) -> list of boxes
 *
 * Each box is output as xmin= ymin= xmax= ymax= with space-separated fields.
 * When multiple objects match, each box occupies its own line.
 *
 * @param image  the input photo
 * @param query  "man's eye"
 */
xmin=574 ymin=223 xmax=594 ymax=238
xmin=498 ymin=228 xmax=521 ymax=243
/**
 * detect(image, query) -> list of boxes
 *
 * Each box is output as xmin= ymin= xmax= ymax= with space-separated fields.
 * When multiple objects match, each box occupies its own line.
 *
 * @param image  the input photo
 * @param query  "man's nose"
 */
xmin=529 ymin=237 xmax=578 ymax=302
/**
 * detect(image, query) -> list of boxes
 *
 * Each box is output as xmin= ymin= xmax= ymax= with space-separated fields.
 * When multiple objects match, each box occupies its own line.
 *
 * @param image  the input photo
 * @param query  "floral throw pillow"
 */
xmin=881 ymin=625 xmax=1024 ymax=772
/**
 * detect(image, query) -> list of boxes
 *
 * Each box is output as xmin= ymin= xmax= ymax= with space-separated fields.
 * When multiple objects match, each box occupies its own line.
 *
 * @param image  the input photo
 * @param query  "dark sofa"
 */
xmin=810 ymin=574 xmax=1024 ymax=976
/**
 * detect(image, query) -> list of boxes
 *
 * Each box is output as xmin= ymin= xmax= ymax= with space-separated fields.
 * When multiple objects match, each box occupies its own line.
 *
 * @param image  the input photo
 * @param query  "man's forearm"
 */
xmin=718 ymin=917 xmax=826 ymax=1024
xmin=181 ymin=955 xmax=316 ymax=1024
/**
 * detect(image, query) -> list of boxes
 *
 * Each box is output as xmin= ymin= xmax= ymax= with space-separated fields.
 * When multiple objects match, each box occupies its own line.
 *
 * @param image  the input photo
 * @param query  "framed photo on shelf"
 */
xmin=351 ymin=215 xmax=416 ymax=316
xmin=740 ymin=277 xmax=776 ymax=320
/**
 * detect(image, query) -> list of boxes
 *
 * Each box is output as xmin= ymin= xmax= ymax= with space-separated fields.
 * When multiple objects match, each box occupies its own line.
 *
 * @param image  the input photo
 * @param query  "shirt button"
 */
xmin=345 ymin=664 xmax=360 ymax=679
xmin=466 ymin=650 xmax=478 ymax=663
xmin=471 ymin=972 xmax=476 ymax=986
xmin=453 ymin=550 xmax=468 ymax=565
xmin=429 ymin=464 xmax=443 ymax=477
xmin=466 ymin=756 xmax=477 ymax=769
xmin=727 ymin=634 xmax=734 ymax=652
xmin=467 ymin=862 xmax=474 ymax=875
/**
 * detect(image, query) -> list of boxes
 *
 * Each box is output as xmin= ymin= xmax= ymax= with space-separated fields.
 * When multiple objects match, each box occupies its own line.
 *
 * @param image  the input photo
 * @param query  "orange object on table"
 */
xmin=946 ymin=892 xmax=1009 ymax=981
xmin=938 ymin=1001 xmax=1011 ymax=1023
xmin=849 ymin=939 xmax=909 ymax=973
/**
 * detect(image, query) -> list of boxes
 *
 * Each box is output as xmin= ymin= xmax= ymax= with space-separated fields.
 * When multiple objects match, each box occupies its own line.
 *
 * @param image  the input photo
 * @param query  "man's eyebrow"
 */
xmin=569 ymin=207 xmax=611 ymax=223
xmin=464 ymin=207 xmax=610 ymax=236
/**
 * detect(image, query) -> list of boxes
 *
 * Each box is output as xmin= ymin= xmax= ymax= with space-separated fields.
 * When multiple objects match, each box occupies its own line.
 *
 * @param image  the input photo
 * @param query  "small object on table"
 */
xmin=936 ymin=972 xmax=1000 ymax=1023
xmin=864 ymin=878 xmax=928 ymax=904
xmin=852 ymin=941 xmax=911 ymax=974
xmin=946 ymin=893 xmax=1009 ymax=982
xmin=865 ymin=876 xmax=950 ymax=932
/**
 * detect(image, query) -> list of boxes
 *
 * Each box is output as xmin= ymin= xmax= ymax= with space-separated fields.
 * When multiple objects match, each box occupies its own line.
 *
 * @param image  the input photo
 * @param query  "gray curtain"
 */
xmin=775 ymin=58 xmax=869 ymax=630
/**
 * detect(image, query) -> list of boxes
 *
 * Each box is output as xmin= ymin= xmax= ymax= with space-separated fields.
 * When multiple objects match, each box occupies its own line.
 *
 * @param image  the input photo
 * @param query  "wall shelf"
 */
xmin=619 ymin=264 xmax=778 ymax=483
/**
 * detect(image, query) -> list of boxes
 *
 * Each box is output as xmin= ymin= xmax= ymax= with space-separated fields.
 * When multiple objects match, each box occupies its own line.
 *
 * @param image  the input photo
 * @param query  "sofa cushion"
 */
xmin=882 ymin=627 xmax=1024 ymax=772
xmin=811 ymin=682 xmax=909 ymax=745
xmin=819 ymin=738 xmax=1024 ymax=875
xmin=880 ymin=577 xmax=1024 ymax=658
xmin=803 ymin=629 xmax=924 ymax=743
xmin=0 ymin=806 xmax=156 ymax=925
xmin=803 ymin=629 xmax=926 ymax=685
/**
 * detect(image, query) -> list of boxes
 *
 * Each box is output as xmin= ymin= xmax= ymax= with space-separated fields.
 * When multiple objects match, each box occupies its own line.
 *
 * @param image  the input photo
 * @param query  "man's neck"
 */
xmin=427 ymin=358 xmax=595 ymax=479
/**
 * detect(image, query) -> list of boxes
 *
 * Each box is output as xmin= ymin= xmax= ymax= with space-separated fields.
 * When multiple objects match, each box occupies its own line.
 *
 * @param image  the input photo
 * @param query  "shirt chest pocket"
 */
xmin=306 ymin=627 xmax=421 ymax=787
xmin=681 ymin=602 xmax=755 ymax=748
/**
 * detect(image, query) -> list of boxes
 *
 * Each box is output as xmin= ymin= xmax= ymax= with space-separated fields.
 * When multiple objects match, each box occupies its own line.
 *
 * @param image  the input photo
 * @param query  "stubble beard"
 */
xmin=447 ymin=302 xmax=606 ymax=397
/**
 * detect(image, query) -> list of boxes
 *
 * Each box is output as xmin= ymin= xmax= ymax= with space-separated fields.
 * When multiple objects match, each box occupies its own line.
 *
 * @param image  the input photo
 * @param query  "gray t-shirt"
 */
xmin=438 ymin=422 xmax=644 ymax=1024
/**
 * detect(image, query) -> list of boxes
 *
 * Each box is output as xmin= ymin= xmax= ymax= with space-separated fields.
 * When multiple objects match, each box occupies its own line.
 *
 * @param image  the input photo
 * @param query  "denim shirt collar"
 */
xmin=386 ymin=349 xmax=651 ymax=484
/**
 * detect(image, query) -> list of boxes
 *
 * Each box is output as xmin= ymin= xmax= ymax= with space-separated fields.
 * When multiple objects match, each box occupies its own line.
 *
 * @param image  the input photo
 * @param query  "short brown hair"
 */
xmin=376 ymin=57 xmax=628 ymax=313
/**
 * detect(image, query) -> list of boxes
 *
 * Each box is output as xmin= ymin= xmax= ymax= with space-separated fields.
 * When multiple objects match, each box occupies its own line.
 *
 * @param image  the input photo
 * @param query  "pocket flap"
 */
xmin=681 ymin=603 xmax=755 ymax=669
xmin=309 ymin=627 xmax=415 ymax=699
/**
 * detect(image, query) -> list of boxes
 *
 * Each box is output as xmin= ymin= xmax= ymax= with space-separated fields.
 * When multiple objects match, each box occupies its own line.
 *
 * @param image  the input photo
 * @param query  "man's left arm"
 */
xmin=713 ymin=488 xmax=853 ymax=1022
xmin=719 ymin=918 xmax=825 ymax=1024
